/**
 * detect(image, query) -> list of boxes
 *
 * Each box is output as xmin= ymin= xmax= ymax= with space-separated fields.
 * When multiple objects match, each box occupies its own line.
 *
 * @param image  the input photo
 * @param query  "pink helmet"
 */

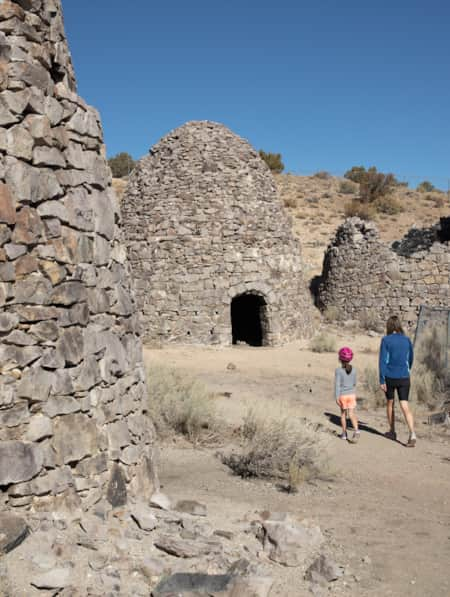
xmin=338 ymin=346 xmax=353 ymax=363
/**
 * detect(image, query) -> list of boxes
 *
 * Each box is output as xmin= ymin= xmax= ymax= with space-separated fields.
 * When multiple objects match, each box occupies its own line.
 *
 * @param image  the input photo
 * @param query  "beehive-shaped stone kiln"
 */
xmin=0 ymin=0 xmax=154 ymax=511
xmin=122 ymin=121 xmax=312 ymax=346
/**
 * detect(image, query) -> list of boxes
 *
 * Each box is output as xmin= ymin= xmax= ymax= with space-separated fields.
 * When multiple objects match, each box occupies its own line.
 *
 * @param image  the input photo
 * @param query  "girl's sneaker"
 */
xmin=349 ymin=431 xmax=360 ymax=444
xmin=406 ymin=434 xmax=416 ymax=448
xmin=339 ymin=433 xmax=347 ymax=440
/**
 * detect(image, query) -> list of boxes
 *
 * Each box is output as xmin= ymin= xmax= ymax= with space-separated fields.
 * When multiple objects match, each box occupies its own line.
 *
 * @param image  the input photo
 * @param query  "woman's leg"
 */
xmin=399 ymin=401 xmax=415 ymax=435
xmin=386 ymin=399 xmax=395 ymax=433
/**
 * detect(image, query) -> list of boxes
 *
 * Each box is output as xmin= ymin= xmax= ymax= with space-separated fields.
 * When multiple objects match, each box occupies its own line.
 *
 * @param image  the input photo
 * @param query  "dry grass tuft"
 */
xmin=323 ymin=305 xmax=340 ymax=323
xmin=222 ymin=410 xmax=332 ymax=487
xmin=147 ymin=365 xmax=218 ymax=444
xmin=361 ymin=366 xmax=385 ymax=409
xmin=412 ymin=326 xmax=448 ymax=409
xmin=309 ymin=332 xmax=337 ymax=353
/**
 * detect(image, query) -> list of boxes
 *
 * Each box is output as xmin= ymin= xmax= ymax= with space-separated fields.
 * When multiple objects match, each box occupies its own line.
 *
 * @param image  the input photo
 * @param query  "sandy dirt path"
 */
xmin=144 ymin=338 xmax=450 ymax=596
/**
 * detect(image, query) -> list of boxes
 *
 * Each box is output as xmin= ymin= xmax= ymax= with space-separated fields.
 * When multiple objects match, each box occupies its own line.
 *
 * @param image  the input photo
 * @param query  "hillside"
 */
xmin=113 ymin=173 xmax=449 ymax=278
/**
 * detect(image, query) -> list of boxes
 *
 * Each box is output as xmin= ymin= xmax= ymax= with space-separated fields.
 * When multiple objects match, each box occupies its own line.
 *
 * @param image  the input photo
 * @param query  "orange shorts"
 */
xmin=337 ymin=394 xmax=357 ymax=410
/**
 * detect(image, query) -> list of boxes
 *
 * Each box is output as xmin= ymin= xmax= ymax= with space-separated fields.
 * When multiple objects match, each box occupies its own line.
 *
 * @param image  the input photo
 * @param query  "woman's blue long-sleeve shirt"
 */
xmin=379 ymin=333 xmax=414 ymax=384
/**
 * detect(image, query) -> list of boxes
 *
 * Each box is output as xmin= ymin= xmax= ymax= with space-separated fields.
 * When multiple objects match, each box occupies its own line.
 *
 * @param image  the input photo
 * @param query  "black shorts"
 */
xmin=385 ymin=377 xmax=410 ymax=401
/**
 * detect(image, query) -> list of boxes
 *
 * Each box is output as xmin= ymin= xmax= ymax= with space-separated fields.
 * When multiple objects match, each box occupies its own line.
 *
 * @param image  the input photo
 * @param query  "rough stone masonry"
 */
xmin=317 ymin=217 xmax=450 ymax=329
xmin=122 ymin=121 xmax=313 ymax=346
xmin=0 ymin=0 xmax=154 ymax=511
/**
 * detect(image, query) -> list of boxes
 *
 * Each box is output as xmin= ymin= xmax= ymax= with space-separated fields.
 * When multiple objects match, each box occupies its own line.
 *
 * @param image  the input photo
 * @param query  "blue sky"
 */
xmin=63 ymin=0 xmax=450 ymax=188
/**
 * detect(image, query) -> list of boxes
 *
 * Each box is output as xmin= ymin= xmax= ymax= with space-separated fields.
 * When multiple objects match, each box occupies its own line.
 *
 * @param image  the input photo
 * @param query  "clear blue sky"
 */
xmin=63 ymin=0 xmax=450 ymax=188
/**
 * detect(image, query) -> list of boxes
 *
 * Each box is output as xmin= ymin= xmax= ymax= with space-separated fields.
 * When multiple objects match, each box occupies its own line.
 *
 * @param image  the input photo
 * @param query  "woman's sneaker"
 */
xmin=406 ymin=435 xmax=416 ymax=448
xmin=338 ymin=433 xmax=347 ymax=440
xmin=384 ymin=430 xmax=397 ymax=441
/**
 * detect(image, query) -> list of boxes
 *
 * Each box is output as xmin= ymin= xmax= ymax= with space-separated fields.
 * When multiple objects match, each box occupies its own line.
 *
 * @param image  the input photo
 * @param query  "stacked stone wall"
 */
xmin=0 ymin=0 xmax=154 ymax=511
xmin=318 ymin=218 xmax=450 ymax=329
xmin=122 ymin=121 xmax=312 ymax=346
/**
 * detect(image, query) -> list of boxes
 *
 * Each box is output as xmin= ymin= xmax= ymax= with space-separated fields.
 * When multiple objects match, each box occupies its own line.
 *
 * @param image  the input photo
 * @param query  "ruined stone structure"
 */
xmin=0 ymin=0 xmax=154 ymax=511
xmin=317 ymin=217 xmax=450 ymax=329
xmin=122 ymin=121 xmax=312 ymax=346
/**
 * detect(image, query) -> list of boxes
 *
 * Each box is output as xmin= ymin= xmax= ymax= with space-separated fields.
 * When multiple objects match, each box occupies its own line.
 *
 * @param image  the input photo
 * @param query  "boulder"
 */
xmin=0 ymin=512 xmax=29 ymax=554
xmin=260 ymin=517 xmax=324 ymax=567
xmin=0 ymin=441 xmax=43 ymax=485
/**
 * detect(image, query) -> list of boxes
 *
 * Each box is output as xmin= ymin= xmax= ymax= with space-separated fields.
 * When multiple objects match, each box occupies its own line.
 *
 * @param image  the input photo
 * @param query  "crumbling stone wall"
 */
xmin=122 ymin=121 xmax=312 ymax=346
xmin=317 ymin=217 xmax=450 ymax=329
xmin=0 ymin=0 xmax=154 ymax=511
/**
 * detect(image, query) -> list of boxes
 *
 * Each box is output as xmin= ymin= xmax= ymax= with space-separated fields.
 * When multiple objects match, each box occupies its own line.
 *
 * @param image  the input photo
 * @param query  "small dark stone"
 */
xmin=106 ymin=464 xmax=127 ymax=508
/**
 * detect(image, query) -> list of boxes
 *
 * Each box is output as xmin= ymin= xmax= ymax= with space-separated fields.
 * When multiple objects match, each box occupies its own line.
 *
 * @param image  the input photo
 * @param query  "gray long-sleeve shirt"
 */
xmin=334 ymin=367 xmax=357 ymax=400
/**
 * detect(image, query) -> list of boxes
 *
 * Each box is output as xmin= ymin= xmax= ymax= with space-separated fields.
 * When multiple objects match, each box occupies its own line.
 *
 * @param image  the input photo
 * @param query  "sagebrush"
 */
xmin=222 ymin=410 xmax=331 ymax=486
xmin=412 ymin=326 xmax=448 ymax=409
xmin=146 ymin=365 xmax=217 ymax=443
xmin=310 ymin=332 xmax=337 ymax=353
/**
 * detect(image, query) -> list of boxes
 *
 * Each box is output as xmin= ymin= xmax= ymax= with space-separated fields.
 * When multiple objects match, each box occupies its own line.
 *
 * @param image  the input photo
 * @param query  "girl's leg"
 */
xmin=340 ymin=409 xmax=347 ymax=436
xmin=348 ymin=408 xmax=359 ymax=431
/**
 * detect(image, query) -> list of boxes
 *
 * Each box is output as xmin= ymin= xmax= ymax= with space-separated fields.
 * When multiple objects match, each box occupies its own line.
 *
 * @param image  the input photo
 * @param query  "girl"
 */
xmin=335 ymin=346 xmax=360 ymax=443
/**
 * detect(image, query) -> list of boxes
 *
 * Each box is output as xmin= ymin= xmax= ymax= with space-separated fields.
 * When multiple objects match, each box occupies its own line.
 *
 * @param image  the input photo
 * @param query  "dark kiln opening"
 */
xmin=231 ymin=293 xmax=267 ymax=346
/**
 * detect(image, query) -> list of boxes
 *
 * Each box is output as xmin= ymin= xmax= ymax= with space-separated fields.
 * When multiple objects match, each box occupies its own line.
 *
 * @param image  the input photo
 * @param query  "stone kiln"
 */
xmin=0 ymin=0 xmax=154 ymax=510
xmin=122 ymin=121 xmax=312 ymax=346
xmin=317 ymin=217 xmax=450 ymax=329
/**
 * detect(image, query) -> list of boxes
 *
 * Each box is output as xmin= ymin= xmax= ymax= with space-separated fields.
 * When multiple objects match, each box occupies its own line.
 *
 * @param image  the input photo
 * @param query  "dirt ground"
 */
xmin=144 ymin=330 xmax=450 ymax=597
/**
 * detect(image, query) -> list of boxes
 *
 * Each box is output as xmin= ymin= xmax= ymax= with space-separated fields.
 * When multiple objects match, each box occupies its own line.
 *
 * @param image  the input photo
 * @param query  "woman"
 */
xmin=379 ymin=315 xmax=416 ymax=447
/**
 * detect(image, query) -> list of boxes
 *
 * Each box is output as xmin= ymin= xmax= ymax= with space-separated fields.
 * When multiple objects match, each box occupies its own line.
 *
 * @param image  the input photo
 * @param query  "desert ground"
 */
xmin=144 ymin=328 xmax=450 ymax=597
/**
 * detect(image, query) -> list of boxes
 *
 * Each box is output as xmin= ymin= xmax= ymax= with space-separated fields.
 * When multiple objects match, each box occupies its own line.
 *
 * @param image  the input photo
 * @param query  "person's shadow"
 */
xmin=324 ymin=411 xmax=384 ymax=437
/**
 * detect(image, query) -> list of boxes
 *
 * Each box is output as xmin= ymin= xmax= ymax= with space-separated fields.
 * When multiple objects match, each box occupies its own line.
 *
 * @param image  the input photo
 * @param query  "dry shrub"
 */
xmin=360 ymin=309 xmax=382 ymax=332
xmin=309 ymin=332 xmax=337 ymax=353
xmin=147 ymin=365 xmax=217 ymax=444
xmin=412 ymin=326 xmax=448 ymax=409
xmin=313 ymin=170 xmax=331 ymax=180
xmin=323 ymin=305 xmax=340 ymax=323
xmin=339 ymin=180 xmax=358 ymax=195
xmin=223 ymin=411 xmax=331 ymax=486
xmin=362 ymin=366 xmax=385 ymax=409
xmin=373 ymin=195 xmax=403 ymax=215
xmin=424 ymin=193 xmax=445 ymax=208
xmin=283 ymin=196 xmax=297 ymax=208
xmin=344 ymin=199 xmax=375 ymax=220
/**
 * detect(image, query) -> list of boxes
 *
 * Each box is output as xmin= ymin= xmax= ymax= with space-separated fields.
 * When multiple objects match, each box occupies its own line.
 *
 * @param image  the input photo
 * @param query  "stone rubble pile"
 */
xmin=122 ymin=121 xmax=313 ymax=346
xmin=0 ymin=493 xmax=350 ymax=596
xmin=318 ymin=217 xmax=450 ymax=329
xmin=0 ymin=0 xmax=154 ymax=512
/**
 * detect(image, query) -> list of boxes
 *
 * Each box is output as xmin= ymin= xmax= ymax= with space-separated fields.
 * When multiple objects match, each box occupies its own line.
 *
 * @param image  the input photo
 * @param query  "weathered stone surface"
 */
xmin=31 ymin=568 xmax=71 ymax=590
xmin=154 ymin=535 xmax=222 ymax=559
xmin=260 ymin=518 xmax=324 ymax=567
xmin=305 ymin=555 xmax=343 ymax=584
xmin=131 ymin=504 xmax=158 ymax=532
xmin=150 ymin=491 xmax=172 ymax=511
xmin=0 ymin=512 xmax=29 ymax=554
xmin=106 ymin=463 xmax=127 ymax=508
xmin=52 ymin=414 xmax=98 ymax=464
xmin=0 ymin=0 xmax=153 ymax=512
xmin=122 ymin=121 xmax=313 ymax=346
xmin=0 ymin=441 xmax=43 ymax=485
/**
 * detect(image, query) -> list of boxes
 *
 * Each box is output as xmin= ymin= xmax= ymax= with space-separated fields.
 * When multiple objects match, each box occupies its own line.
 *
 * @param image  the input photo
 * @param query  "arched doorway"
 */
xmin=231 ymin=293 xmax=267 ymax=346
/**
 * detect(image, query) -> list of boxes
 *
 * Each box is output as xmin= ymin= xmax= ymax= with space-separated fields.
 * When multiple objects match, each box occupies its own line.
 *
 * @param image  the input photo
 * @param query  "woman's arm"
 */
xmin=379 ymin=337 xmax=388 ymax=385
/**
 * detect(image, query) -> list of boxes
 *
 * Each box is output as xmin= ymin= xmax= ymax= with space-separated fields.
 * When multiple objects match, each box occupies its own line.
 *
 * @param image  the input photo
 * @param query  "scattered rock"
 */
xmin=227 ymin=362 xmax=237 ymax=371
xmin=154 ymin=534 xmax=222 ymax=559
xmin=150 ymin=491 xmax=172 ymax=511
xmin=175 ymin=499 xmax=207 ymax=517
xmin=0 ymin=513 xmax=29 ymax=554
xmin=260 ymin=517 xmax=324 ymax=567
xmin=31 ymin=568 xmax=71 ymax=590
xmin=305 ymin=554 xmax=343 ymax=584
xmin=131 ymin=504 xmax=158 ymax=532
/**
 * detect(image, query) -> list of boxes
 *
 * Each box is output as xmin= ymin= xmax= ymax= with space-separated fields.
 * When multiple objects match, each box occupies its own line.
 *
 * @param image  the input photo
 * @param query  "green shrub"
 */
xmin=339 ymin=180 xmax=358 ymax=195
xmin=147 ymin=365 xmax=217 ymax=444
xmin=258 ymin=150 xmax=285 ymax=174
xmin=344 ymin=166 xmax=398 ymax=203
xmin=417 ymin=180 xmax=435 ymax=193
xmin=309 ymin=332 xmax=336 ymax=353
xmin=313 ymin=170 xmax=331 ymax=180
xmin=108 ymin=152 xmax=135 ymax=178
